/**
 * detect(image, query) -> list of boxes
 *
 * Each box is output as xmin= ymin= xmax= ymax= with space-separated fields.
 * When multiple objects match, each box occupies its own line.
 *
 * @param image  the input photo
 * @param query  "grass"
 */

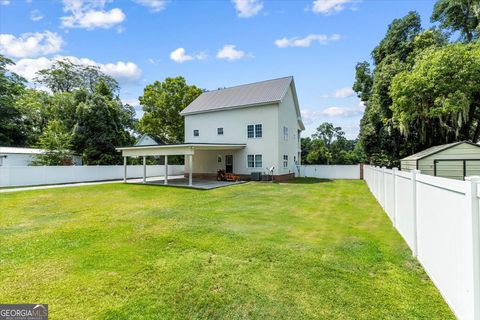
xmin=0 ymin=179 xmax=453 ymax=319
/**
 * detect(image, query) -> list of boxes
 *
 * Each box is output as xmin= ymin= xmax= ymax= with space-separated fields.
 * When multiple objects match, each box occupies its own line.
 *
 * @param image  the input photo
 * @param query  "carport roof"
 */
xmin=117 ymin=143 xmax=246 ymax=151
xmin=116 ymin=143 xmax=246 ymax=156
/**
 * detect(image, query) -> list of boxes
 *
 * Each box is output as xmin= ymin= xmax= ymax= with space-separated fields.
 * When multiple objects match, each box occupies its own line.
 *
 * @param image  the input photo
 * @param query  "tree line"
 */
xmin=354 ymin=0 xmax=480 ymax=166
xmin=1 ymin=0 xmax=477 ymax=166
xmin=0 ymin=57 xmax=202 ymax=165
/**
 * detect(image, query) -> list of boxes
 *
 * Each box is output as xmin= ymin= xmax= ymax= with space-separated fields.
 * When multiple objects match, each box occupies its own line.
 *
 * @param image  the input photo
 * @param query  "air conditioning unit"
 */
xmin=251 ymin=172 xmax=262 ymax=181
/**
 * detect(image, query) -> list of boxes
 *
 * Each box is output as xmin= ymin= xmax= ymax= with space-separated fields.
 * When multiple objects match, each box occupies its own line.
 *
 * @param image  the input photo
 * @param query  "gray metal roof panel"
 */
xmin=180 ymin=76 xmax=293 ymax=115
xmin=401 ymin=141 xmax=477 ymax=161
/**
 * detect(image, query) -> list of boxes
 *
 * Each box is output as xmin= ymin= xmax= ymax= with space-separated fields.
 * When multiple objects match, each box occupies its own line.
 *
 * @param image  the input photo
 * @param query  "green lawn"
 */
xmin=0 ymin=179 xmax=453 ymax=319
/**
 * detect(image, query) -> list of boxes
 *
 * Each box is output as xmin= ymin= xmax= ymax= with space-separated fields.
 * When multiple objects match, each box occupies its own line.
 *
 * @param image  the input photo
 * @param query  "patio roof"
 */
xmin=116 ymin=143 xmax=246 ymax=157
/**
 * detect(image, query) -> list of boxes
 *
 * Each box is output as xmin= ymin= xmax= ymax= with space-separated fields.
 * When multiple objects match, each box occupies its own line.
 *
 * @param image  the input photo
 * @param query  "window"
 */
xmin=283 ymin=126 xmax=289 ymax=140
xmin=193 ymin=130 xmax=199 ymax=137
xmin=247 ymin=125 xmax=254 ymax=138
xmin=247 ymin=154 xmax=255 ymax=168
xmin=247 ymin=124 xmax=262 ymax=138
xmin=283 ymin=155 xmax=288 ymax=168
xmin=255 ymin=124 xmax=262 ymax=138
xmin=247 ymin=154 xmax=262 ymax=168
xmin=217 ymin=156 xmax=222 ymax=163
xmin=255 ymin=154 xmax=262 ymax=168
xmin=217 ymin=127 xmax=223 ymax=135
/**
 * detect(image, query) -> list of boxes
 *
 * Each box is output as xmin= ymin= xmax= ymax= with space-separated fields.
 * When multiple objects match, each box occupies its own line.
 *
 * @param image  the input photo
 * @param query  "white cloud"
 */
xmin=61 ymin=0 xmax=125 ymax=30
xmin=0 ymin=0 xmax=10 ymax=5
xmin=134 ymin=0 xmax=168 ymax=12
xmin=0 ymin=31 xmax=63 ymax=58
xmin=275 ymin=34 xmax=341 ymax=48
xmin=169 ymin=48 xmax=207 ymax=63
xmin=322 ymin=86 xmax=355 ymax=98
xmin=311 ymin=0 xmax=357 ymax=15
xmin=9 ymin=55 xmax=142 ymax=85
xmin=122 ymin=98 xmax=140 ymax=106
xmin=216 ymin=44 xmax=249 ymax=61
xmin=233 ymin=0 xmax=263 ymax=18
xmin=301 ymin=102 xmax=364 ymax=124
xmin=30 ymin=10 xmax=44 ymax=21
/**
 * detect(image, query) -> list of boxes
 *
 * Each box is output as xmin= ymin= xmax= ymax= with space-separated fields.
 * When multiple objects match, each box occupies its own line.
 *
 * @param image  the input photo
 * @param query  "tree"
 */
xmin=431 ymin=0 xmax=480 ymax=42
xmin=72 ymin=81 xmax=136 ymax=164
xmin=32 ymin=120 xmax=73 ymax=166
xmin=390 ymin=42 xmax=480 ymax=144
xmin=306 ymin=139 xmax=332 ymax=164
xmin=302 ymin=122 xmax=363 ymax=165
xmin=354 ymin=10 xmax=450 ymax=166
xmin=35 ymin=59 xmax=119 ymax=94
xmin=353 ymin=61 xmax=373 ymax=103
xmin=138 ymin=77 xmax=202 ymax=143
xmin=0 ymin=55 xmax=27 ymax=146
xmin=14 ymin=89 xmax=52 ymax=146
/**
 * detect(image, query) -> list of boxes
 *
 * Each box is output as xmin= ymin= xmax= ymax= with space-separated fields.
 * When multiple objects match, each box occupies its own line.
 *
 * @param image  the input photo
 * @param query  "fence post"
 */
xmin=382 ymin=167 xmax=387 ymax=209
xmin=412 ymin=169 xmax=420 ymax=257
xmin=392 ymin=167 xmax=398 ymax=227
xmin=465 ymin=176 xmax=480 ymax=320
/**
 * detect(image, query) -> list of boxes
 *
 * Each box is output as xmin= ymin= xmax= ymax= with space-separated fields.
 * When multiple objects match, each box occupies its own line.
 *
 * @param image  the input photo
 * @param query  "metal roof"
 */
xmin=0 ymin=147 xmax=44 ymax=155
xmin=402 ymin=141 xmax=480 ymax=161
xmin=180 ymin=76 xmax=294 ymax=115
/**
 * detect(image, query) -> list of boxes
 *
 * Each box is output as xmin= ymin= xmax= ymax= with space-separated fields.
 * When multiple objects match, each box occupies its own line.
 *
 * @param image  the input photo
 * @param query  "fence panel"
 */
xmin=363 ymin=165 xmax=479 ymax=320
xmin=415 ymin=174 xmax=472 ymax=320
xmin=383 ymin=168 xmax=395 ymax=222
xmin=298 ymin=165 xmax=360 ymax=179
xmin=0 ymin=165 xmax=185 ymax=187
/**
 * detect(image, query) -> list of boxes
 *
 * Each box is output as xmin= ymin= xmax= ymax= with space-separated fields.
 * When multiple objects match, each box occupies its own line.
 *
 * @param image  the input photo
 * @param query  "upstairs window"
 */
xmin=193 ymin=130 xmax=199 ymax=137
xmin=247 ymin=125 xmax=254 ymax=138
xmin=283 ymin=126 xmax=289 ymax=140
xmin=255 ymin=124 xmax=262 ymax=138
xmin=217 ymin=128 xmax=224 ymax=135
xmin=283 ymin=155 xmax=288 ymax=168
xmin=247 ymin=124 xmax=262 ymax=138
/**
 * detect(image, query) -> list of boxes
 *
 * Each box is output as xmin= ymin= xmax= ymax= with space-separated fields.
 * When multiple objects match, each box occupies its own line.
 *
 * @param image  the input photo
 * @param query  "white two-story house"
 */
xmin=117 ymin=76 xmax=304 ymax=185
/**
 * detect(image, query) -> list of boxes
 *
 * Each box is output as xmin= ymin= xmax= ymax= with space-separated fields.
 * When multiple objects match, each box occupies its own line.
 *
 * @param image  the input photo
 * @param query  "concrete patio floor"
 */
xmin=128 ymin=176 xmax=246 ymax=190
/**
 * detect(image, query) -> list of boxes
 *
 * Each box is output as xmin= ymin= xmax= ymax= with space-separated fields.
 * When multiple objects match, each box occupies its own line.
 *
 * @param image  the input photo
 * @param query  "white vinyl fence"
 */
xmin=364 ymin=165 xmax=480 ymax=320
xmin=0 ymin=165 xmax=184 ymax=187
xmin=298 ymin=165 xmax=360 ymax=179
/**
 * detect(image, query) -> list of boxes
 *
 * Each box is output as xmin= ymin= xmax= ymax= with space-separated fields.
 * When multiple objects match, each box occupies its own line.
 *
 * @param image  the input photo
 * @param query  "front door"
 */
xmin=225 ymin=155 xmax=233 ymax=173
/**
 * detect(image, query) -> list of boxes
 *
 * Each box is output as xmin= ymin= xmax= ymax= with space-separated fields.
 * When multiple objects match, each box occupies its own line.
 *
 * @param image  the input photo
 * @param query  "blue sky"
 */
xmin=0 ymin=0 xmax=438 ymax=138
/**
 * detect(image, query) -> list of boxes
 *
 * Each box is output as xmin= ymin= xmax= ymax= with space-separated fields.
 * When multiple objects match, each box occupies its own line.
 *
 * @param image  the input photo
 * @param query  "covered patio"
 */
xmin=116 ymin=143 xmax=246 ymax=188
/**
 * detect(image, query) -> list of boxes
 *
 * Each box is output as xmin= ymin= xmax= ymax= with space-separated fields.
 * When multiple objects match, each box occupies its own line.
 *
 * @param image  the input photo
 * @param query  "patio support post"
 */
xmin=164 ymin=155 xmax=168 ymax=185
xmin=188 ymin=154 xmax=193 ymax=186
xmin=142 ymin=156 xmax=146 ymax=183
xmin=123 ymin=156 xmax=127 ymax=183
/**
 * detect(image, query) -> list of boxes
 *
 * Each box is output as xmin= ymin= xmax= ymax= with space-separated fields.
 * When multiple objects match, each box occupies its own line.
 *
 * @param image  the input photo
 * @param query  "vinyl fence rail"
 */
xmin=364 ymin=165 xmax=480 ymax=320
xmin=298 ymin=164 xmax=360 ymax=179
xmin=0 ymin=165 xmax=184 ymax=187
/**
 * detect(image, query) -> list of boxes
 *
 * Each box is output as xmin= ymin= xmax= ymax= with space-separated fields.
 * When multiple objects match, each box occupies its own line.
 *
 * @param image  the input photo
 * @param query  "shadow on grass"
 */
xmin=284 ymin=178 xmax=334 ymax=184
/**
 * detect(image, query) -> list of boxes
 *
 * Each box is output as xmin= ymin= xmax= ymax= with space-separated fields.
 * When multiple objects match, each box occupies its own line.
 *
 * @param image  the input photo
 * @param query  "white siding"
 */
xmin=277 ymin=86 xmax=301 ymax=176
xmin=0 ymin=153 xmax=37 ymax=166
xmin=400 ymin=159 xmax=416 ymax=172
xmin=184 ymin=104 xmax=278 ymax=175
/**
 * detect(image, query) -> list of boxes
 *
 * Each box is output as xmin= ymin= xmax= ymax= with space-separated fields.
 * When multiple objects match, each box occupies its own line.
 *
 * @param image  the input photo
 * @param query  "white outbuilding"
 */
xmin=0 ymin=147 xmax=82 ymax=166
